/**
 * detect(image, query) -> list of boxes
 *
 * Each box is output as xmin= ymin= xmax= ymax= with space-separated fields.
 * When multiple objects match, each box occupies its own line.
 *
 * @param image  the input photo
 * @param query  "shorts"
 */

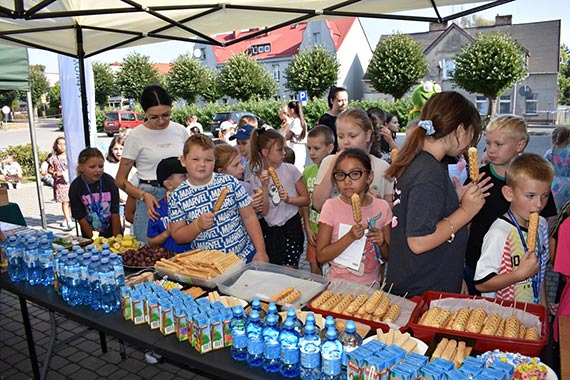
xmin=260 ymin=213 xmax=304 ymax=267
xmin=306 ymin=242 xmax=317 ymax=264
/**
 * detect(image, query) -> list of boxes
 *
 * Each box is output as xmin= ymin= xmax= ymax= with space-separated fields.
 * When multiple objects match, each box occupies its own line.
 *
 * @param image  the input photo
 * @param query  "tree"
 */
xmin=367 ymin=33 xmax=428 ymax=100
xmin=217 ymin=52 xmax=277 ymax=101
xmin=284 ymin=45 xmax=340 ymax=99
xmin=453 ymin=31 xmax=528 ymax=117
xmin=559 ymin=44 xmax=570 ymax=106
xmin=93 ymin=61 xmax=115 ymax=109
xmin=115 ymin=52 xmax=160 ymax=100
xmin=202 ymin=67 xmax=221 ymax=102
xmin=29 ymin=64 xmax=50 ymax=116
xmin=458 ymin=15 xmax=494 ymax=28
xmin=165 ymin=54 xmax=213 ymax=103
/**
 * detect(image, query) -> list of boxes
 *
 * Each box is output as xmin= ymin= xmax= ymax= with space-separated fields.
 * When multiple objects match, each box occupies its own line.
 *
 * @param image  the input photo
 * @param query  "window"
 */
xmin=498 ymin=95 xmax=511 ymax=114
xmin=200 ymin=48 xmax=206 ymax=60
xmin=252 ymin=46 xmax=257 ymax=54
xmin=313 ymin=32 xmax=321 ymax=44
xmin=476 ymin=96 xmax=488 ymax=115
xmin=272 ymin=64 xmax=280 ymax=81
xmin=441 ymin=59 xmax=455 ymax=80
xmin=264 ymin=44 xmax=270 ymax=53
xmin=525 ymin=93 xmax=538 ymax=115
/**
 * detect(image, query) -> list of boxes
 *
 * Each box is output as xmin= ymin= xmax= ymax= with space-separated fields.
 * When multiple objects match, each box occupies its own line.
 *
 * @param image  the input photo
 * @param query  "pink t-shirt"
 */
xmin=319 ymin=196 xmax=392 ymax=285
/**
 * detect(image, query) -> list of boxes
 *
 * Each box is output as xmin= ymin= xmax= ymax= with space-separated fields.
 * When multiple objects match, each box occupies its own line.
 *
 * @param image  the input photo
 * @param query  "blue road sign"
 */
xmin=297 ymin=90 xmax=308 ymax=102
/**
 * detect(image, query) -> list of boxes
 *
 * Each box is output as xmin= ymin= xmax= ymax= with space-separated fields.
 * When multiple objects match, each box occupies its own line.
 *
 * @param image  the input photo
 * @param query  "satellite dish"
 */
xmin=518 ymin=85 xmax=532 ymax=98
xmin=193 ymin=48 xmax=202 ymax=58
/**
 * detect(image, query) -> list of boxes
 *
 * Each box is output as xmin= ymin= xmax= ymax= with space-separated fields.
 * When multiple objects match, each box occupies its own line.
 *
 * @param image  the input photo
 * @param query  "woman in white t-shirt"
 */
xmin=285 ymin=100 xmax=307 ymax=172
xmin=115 ymin=85 xmax=189 ymax=243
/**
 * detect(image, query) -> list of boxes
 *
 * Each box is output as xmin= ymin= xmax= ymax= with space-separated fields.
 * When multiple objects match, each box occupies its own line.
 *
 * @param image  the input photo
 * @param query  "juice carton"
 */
xmin=390 ymin=363 xmax=415 ymax=380
xmin=221 ymin=308 xmax=233 ymax=347
xmin=490 ymin=360 xmax=514 ymax=378
xmin=458 ymin=364 xmax=483 ymax=379
xmin=146 ymin=296 xmax=160 ymax=329
xmin=347 ymin=348 xmax=367 ymax=380
xmin=365 ymin=339 xmax=387 ymax=354
xmin=131 ymin=292 xmax=145 ymax=325
xmin=159 ymin=300 xmax=175 ymax=335
xmin=173 ymin=304 xmax=189 ymax=342
xmin=192 ymin=313 xmax=212 ymax=354
xmin=120 ymin=286 xmax=132 ymax=321
xmin=363 ymin=356 xmax=387 ymax=380
xmin=431 ymin=358 xmax=455 ymax=371
xmin=208 ymin=310 xmax=224 ymax=350
xmin=479 ymin=368 xmax=509 ymax=380
xmin=406 ymin=352 xmax=429 ymax=366
xmin=445 ymin=369 xmax=471 ymax=380
xmin=419 ymin=363 xmax=446 ymax=380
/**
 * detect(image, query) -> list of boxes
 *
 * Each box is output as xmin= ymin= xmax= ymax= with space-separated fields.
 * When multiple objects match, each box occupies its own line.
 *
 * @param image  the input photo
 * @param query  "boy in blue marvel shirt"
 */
xmin=147 ymin=157 xmax=192 ymax=253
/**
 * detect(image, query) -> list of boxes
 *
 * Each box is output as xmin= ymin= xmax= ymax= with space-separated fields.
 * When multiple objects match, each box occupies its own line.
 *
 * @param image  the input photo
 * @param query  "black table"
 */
xmin=0 ymin=272 xmax=290 ymax=380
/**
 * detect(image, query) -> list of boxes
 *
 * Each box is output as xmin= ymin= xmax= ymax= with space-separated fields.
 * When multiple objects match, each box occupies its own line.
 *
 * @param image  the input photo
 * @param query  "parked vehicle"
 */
xmin=103 ymin=110 xmax=144 ymax=137
xmin=210 ymin=111 xmax=262 ymax=138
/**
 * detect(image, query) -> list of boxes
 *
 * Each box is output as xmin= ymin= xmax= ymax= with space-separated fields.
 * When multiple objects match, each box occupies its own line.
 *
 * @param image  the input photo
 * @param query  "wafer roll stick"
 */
xmin=468 ymin=147 xmax=479 ymax=182
xmin=391 ymin=148 xmax=399 ymax=162
xmin=524 ymin=326 xmax=540 ymax=341
xmin=526 ymin=212 xmax=539 ymax=252
xmin=268 ymin=166 xmax=282 ymax=188
xmin=351 ymin=193 xmax=362 ymax=223
xmin=312 ymin=290 xmax=333 ymax=308
xmin=213 ymin=187 xmax=229 ymax=213
xmin=382 ymin=304 xmax=401 ymax=323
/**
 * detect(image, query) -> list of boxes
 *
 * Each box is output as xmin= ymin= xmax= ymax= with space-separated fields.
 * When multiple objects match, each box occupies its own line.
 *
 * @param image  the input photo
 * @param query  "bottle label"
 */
xmin=322 ymin=358 xmax=341 ymax=375
xmin=281 ymin=347 xmax=299 ymax=364
xmin=233 ymin=333 xmax=247 ymax=349
xmin=264 ymin=342 xmax=280 ymax=359
xmin=301 ymin=351 xmax=320 ymax=369
xmin=248 ymin=338 xmax=263 ymax=355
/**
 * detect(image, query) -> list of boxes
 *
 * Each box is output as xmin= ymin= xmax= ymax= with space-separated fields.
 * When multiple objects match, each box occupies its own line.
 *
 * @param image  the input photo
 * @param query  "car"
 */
xmin=103 ymin=110 xmax=144 ymax=137
xmin=209 ymin=111 xmax=262 ymax=138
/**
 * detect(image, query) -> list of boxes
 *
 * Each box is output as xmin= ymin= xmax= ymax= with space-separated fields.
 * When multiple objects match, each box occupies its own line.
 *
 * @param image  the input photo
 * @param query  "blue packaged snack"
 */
xmin=419 ymin=363 xmax=446 ymax=380
xmin=386 ymin=345 xmax=407 ymax=363
xmin=444 ymin=369 xmax=470 ymax=380
xmin=406 ymin=352 xmax=429 ymax=366
xmin=431 ymin=357 xmax=455 ymax=371
xmin=390 ymin=363 xmax=415 ymax=380
xmin=490 ymin=360 xmax=514 ymax=378
xmin=462 ymin=356 xmax=485 ymax=368
xmin=365 ymin=339 xmax=387 ymax=354
xmin=459 ymin=363 xmax=483 ymax=378
xmin=480 ymin=367 xmax=508 ymax=380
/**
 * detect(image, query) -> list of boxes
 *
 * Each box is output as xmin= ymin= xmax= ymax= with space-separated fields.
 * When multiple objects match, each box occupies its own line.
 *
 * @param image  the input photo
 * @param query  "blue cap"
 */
xmin=229 ymin=124 xmax=254 ymax=140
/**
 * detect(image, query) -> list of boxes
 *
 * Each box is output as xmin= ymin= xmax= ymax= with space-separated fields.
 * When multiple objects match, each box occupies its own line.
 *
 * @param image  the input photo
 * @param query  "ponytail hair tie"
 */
xmin=418 ymin=120 xmax=435 ymax=136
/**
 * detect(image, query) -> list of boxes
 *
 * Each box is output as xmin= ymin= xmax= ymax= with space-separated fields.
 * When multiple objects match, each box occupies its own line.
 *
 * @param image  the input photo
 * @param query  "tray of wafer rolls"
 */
xmin=307 ymin=280 xmax=420 ymax=333
xmin=154 ymin=249 xmax=246 ymax=288
xmin=409 ymin=291 xmax=548 ymax=357
xmin=216 ymin=262 xmax=328 ymax=309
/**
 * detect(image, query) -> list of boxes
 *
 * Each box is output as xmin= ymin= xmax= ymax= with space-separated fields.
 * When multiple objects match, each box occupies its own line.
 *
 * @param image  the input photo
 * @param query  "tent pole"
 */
xmin=76 ymin=26 xmax=91 ymax=147
xmin=26 ymin=90 xmax=47 ymax=229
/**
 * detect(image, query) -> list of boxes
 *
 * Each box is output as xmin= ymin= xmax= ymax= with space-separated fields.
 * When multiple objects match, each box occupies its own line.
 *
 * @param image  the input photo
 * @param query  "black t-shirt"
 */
xmin=69 ymin=173 xmax=120 ymax=238
xmin=386 ymin=151 xmax=468 ymax=297
xmin=318 ymin=112 xmax=338 ymax=152
xmin=464 ymin=163 xmax=557 ymax=269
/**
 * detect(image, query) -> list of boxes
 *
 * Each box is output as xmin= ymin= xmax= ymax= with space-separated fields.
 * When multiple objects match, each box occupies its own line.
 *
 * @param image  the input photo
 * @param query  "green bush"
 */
xmin=1 ymin=144 xmax=49 ymax=178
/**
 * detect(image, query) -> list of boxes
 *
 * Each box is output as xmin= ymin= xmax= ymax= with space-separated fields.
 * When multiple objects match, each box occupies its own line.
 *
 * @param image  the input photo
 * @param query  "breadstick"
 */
xmin=382 ymin=304 xmax=401 ymax=324
xmin=441 ymin=339 xmax=457 ymax=361
xmin=331 ymin=294 xmax=354 ymax=314
xmin=468 ymin=147 xmax=479 ymax=182
xmin=431 ymin=338 xmax=448 ymax=360
xmin=503 ymin=315 xmax=520 ymax=338
xmin=419 ymin=307 xmax=441 ymax=326
xmin=390 ymin=148 xmax=399 ymax=162
xmin=433 ymin=308 xmax=451 ymax=328
xmin=444 ymin=311 xmax=459 ymax=330
xmin=213 ymin=187 xmax=229 ymax=213
xmin=526 ymin=212 xmax=539 ymax=252
xmin=320 ymin=293 xmax=342 ymax=311
xmin=454 ymin=341 xmax=466 ymax=368
xmin=351 ymin=193 xmax=362 ymax=223
xmin=312 ymin=290 xmax=333 ymax=308
xmin=268 ymin=166 xmax=281 ymax=188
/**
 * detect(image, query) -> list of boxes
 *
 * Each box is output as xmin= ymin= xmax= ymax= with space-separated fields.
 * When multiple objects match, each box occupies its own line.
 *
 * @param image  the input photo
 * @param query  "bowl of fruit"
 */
xmin=121 ymin=246 xmax=176 ymax=269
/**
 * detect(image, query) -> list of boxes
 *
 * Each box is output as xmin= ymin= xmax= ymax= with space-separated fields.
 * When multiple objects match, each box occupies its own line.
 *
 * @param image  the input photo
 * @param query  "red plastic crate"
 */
xmin=408 ymin=291 xmax=548 ymax=357
xmin=308 ymin=295 xmax=421 ymax=334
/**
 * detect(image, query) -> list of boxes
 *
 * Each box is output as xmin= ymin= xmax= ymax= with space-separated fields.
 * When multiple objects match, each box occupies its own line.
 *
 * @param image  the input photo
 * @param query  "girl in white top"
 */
xmin=115 ymin=85 xmax=189 ymax=242
xmin=285 ymin=100 xmax=307 ymax=172
xmin=312 ymin=108 xmax=394 ymax=212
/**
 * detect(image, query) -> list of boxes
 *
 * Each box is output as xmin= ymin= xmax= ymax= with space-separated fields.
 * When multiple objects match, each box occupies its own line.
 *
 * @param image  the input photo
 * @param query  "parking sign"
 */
xmin=297 ymin=90 xmax=308 ymax=106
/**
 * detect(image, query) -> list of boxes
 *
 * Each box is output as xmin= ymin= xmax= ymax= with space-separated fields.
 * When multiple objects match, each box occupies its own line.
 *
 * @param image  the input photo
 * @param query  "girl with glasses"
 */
xmin=115 ymin=85 xmax=189 ymax=243
xmin=316 ymin=148 xmax=391 ymax=285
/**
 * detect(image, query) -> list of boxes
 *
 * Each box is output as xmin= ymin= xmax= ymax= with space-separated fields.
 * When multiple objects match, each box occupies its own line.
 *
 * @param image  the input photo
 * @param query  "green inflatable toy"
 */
xmin=409 ymin=81 xmax=442 ymax=119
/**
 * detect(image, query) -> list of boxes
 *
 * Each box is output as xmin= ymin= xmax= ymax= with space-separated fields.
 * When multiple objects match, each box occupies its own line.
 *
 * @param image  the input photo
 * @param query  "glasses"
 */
xmin=147 ymin=112 xmax=171 ymax=124
xmin=333 ymin=169 xmax=368 ymax=181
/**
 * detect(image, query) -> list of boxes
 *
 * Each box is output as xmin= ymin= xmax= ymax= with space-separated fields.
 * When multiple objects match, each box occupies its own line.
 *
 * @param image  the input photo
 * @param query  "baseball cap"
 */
xmin=156 ymin=157 xmax=186 ymax=187
xmin=229 ymin=124 xmax=254 ymax=141
xmin=219 ymin=120 xmax=235 ymax=132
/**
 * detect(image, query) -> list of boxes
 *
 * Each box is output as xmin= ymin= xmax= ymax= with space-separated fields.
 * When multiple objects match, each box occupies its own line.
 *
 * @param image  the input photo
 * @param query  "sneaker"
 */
xmin=59 ymin=221 xmax=67 ymax=228
xmin=66 ymin=223 xmax=74 ymax=231
xmin=144 ymin=351 xmax=162 ymax=364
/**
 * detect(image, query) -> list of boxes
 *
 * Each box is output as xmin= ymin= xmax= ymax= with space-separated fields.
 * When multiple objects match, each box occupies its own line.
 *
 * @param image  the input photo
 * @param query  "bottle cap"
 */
xmin=266 ymin=314 xmax=277 ymax=325
xmin=306 ymin=312 xmax=315 ymax=323
xmin=249 ymin=310 xmax=260 ymax=321
xmin=268 ymin=302 xmax=277 ymax=313
xmin=345 ymin=320 xmax=356 ymax=333
xmin=326 ymin=328 xmax=337 ymax=340
xmin=287 ymin=308 xmax=296 ymax=317
xmin=304 ymin=322 xmax=315 ymax=334
xmin=232 ymin=305 xmax=244 ymax=316
xmin=325 ymin=315 xmax=335 ymax=327
xmin=283 ymin=319 xmax=294 ymax=329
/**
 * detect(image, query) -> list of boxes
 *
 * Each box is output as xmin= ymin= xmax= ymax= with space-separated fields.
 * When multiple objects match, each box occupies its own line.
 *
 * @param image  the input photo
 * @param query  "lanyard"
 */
xmin=506 ymin=209 xmax=541 ymax=303
xmin=82 ymin=176 xmax=105 ymax=229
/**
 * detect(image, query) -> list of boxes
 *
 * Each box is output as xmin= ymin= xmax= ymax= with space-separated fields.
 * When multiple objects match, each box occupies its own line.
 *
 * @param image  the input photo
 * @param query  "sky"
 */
xmin=28 ymin=0 xmax=569 ymax=81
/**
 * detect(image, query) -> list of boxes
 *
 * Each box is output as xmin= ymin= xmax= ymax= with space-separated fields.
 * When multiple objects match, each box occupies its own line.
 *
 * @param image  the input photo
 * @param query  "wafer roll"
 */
xmin=465 ymin=307 xmax=487 ymax=334
xmin=391 ymin=148 xmax=399 ymax=162
xmin=331 ymin=294 xmax=354 ymax=314
xmin=363 ymin=290 xmax=384 ymax=314
xmin=372 ymin=295 xmax=390 ymax=317
xmin=454 ymin=341 xmax=467 ymax=368
xmin=382 ymin=304 xmax=401 ymax=324
xmin=419 ymin=307 xmax=441 ymax=326
xmin=468 ymin=147 xmax=479 ymax=181
xmin=213 ymin=187 xmax=229 ymax=213
xmin=269 ymin=287 xmax=294 ymax=302
xmin=527 ymin=212 xmax=539 ymax=252
xmin=496 ymin=318 xmax=506 ymax=336
xmin=320 ymin=293 xmax=342 ymax=311
xmin=503 ymin=316 xmax=520 ymax=338
xmin=431 ymin=338 xmax=448 ymax=360
xmin=281 ymin=289 xmax=301 ymax=304
xmin=524 ymin=326 xmax=540 ymax=341
xmin=351 ymin=193 xmax=362 ymax=223
xmin=445 ymin=311 xmax=459 ymax=330
xmin=268 ymin=166 xmax=281 ymax=188
xmin=451 ymin=308 xmax=470 ymax=331
xmin=518 ymin=324 xmax=527 ymax=339
xmin=434 ymin=308 xmax=451 ymax=328
xmin=441 ymin=339 xmax=458 ymax=361
xmin=481 ymin=314 xmax=502 ymax=336
xmin=312 ymin=290 xmax=333 ymax=308
xmin=346 ymin=294 xmax=368 ymax=315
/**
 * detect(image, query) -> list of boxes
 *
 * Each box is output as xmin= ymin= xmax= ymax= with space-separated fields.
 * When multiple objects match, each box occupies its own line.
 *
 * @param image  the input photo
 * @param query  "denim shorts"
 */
xmin=132 ymin=183 xmax=166 ymax=243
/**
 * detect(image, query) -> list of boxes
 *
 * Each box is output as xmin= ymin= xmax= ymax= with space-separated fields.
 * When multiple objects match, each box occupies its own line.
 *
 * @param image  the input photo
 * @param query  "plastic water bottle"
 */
xmin=6 ymin=235 xmax=25 ymax=282
xmin=340 ymin=320 xmax=362 ymax=376
xmin=267 ymin=302 xmax=283 ymax=325
xmin=53 ymin=248 xmax=67 ymax=293
xmin=246 ymin=310 xmax=264 ymax=367
xmin=286 ymin=308 xmax=304 ymax=335
xmin=109 ymin=253 xmax=125 ymax=286
xmin=306 ymin=312 xmax=321 ymax=337
xmin=250 ymin=298 xmax=266 ymax=322
xmin=59 ymin=254 xmax=70 ymax=301
xmin=262 ymin=314 xmax=281 ymax=372
xmin=279 ymin=318 xmax=300 ymax=378
xmin=99 ymin=257 xmax=120 ymax=313
xmin=38 ymin=239 xmax=54 ymax=286
xmin=320 ymin=316 xmax=336 ymax=340
xmin=321 ymin=328 xmax=342 ymax=380
xmin=230 ymin=306 xmax=247 ymax=361
xmin=66 ymin=253 xmax=82 ymax=306
xmin=300 ymin=322 xmax=321 ymax=380
xmin=25 ymin=238 xmax=42 ymax=285
xmin=88 ymin=256 xmax=102 ymax=310
xmin=78 ymin=253 xmax=92 ymax=306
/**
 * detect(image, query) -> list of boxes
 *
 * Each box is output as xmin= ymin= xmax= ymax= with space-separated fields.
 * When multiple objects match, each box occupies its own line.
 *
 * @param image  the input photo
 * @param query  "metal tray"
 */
xmin=155 ymin=259 xmax=246 ymax=288
xmin=216 ymin=262 xmax=329 ymax=309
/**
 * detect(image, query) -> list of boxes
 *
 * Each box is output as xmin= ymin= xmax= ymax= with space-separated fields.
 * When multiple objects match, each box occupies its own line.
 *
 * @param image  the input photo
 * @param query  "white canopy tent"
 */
xmin=0 ymin=0 xmax=514 ymax=145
